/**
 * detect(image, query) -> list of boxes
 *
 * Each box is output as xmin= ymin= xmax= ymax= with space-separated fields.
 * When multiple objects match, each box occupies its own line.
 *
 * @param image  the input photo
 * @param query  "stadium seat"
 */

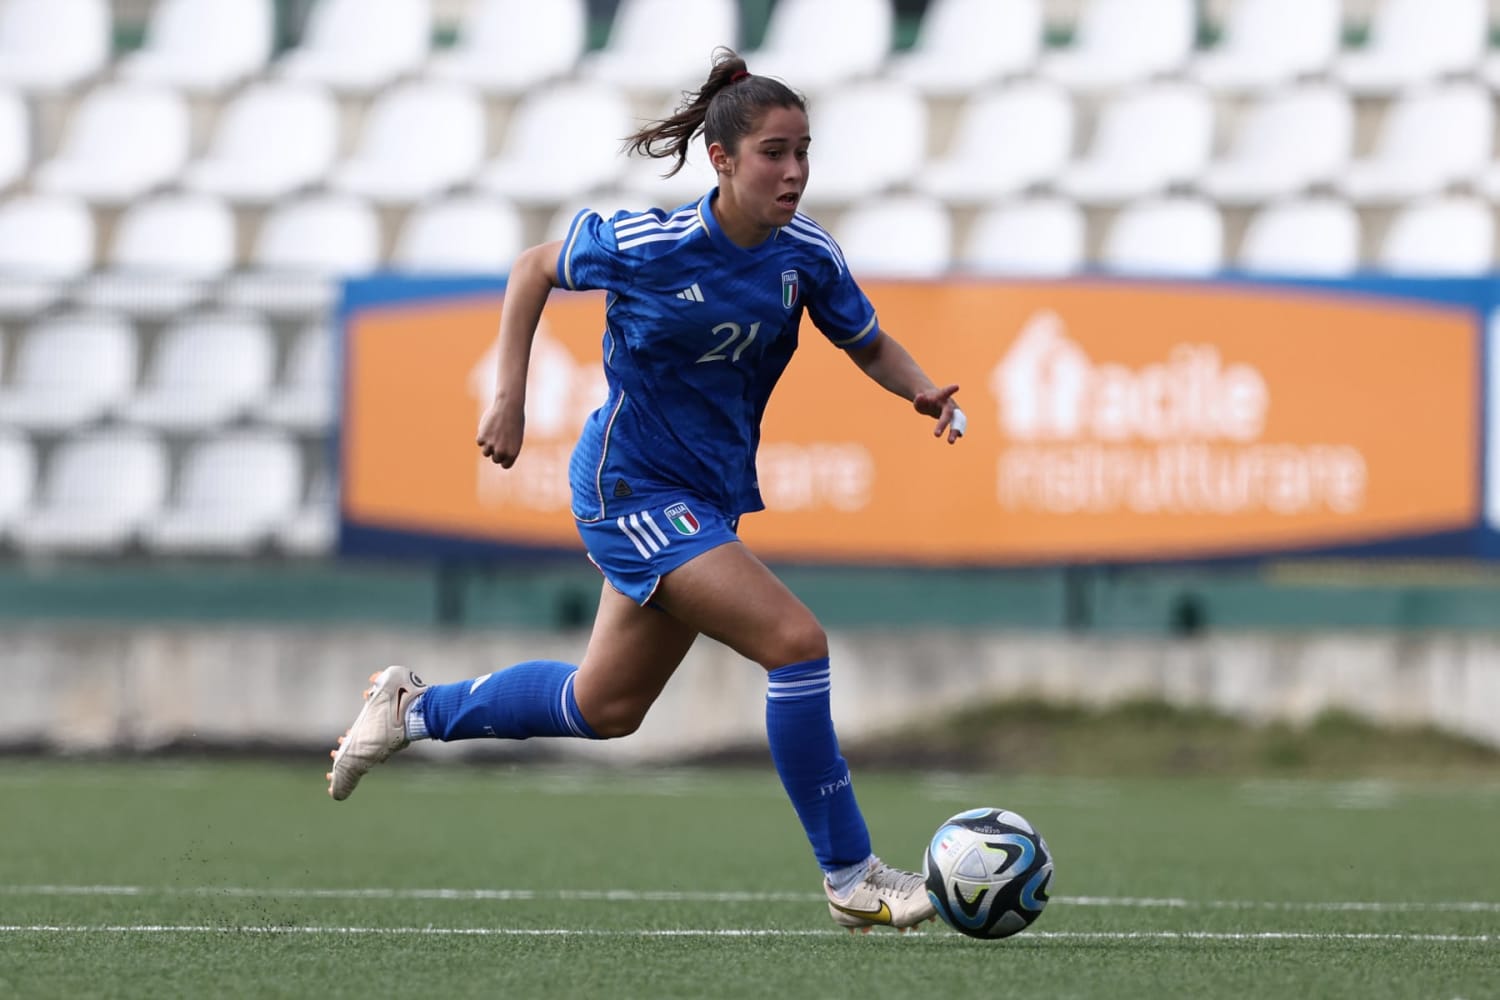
xmin=392 ymin=195 xmax=524 ymax=275
xmin=276 ymin=462 xmax=337 ymax=555
xmin=913 ymin=81 xmax=1073 ymax=204
xmin=746 ymin=0 xmax=893 ymax=91
xmin=1102 ymin=196 xmax=1225 ymax=276
xmin=182 ymin=82 xmax=339 ymax=204
xmin=427 ymin=0 xmax=585 ymax=95
xmin=143 ymin=431 xmax=302 ymax=555
xmin=1198 ymin=84 xmax=1353 ymax=205
xmin=1333 ymin=0 xmax=1484 ymax=95
xmin=476 ymin=83 xmax=632 ymax=207
xmin=11 ymin=429 xmax=168 ymax=554
xmin=1377 ymin=195 xmax=1495 ymax=275
xmin=0 ymin=0 xmax=109 ymax=94
xmin=117 ymin=312 xmax=276 ymax=430
xmin=218 ymin=194 xmax=380 ymax=316
xmin=958 ymin=197 xmax=1086 ymax=277
xmin=1038 ymin=0 xmax=1194 ymax=92
xmin=328 ymin=80 xmax=485 ymax=204
xmin=581 ymin=0 xmax=737 ymax=94
xmin=255 ymin=323 xmax=335 ymax=433
xmin=1237 ymin=197 xmax=1362 ymax=276
xmin=0 ymin=312 xmax=136 ymax=431
xmin=0 ymin=195 xmax=95 ymax=318
xmin=1336 ymin=83 xmax=1492 ymax=203
xmin=796 ymin=80 xmax=926 ymax=207
xmin=1056 ymin=82 xmax=1214 ymax=204
xmin=0 ymin=87 xmax=26 ymax=192
xmin=833 ymin=196 xmax=952 ymax=278
xmin=1188 ymin=0 xmax=1340 ymax=92
xmin=118 ymin=0 xmax=272 ymax=94
xmin=32 ymin=84 xmax=190 ymax=205
xmin=887 ymin=0 xmax=1041 ymax=96
xmin=278 ymin=0 xmax=430 ymax=95
xmin=74 ymin=194 xmax=236 ymax=318
xmin=543 ymin=194 xmax=657 ymax=243
xmin=0 ymin=430 xmax=36 ymax=541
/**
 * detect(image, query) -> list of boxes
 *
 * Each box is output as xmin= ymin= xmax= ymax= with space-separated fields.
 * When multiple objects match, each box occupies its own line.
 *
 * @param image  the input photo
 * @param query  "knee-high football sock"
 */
xmin=414 ymin=661 xmax=600 ymax=741
xmin=765 ymin=657 xmax=873 ymax=872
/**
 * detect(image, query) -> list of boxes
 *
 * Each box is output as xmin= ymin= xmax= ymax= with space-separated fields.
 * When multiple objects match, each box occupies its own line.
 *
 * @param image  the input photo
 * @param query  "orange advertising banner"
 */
xmin=341 ymin=280 xmax=1480 ymax=563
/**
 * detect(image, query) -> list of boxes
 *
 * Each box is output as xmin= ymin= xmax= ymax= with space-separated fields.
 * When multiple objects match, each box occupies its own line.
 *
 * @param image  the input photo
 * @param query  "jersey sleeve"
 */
xmin=555 ymin=209 xmax=635 ymax=291
xmin=805 ymin=244 xmax=880 ymax=351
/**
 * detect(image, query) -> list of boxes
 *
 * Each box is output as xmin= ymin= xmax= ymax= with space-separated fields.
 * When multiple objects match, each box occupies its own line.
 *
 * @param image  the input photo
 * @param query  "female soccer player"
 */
xmin=328 ymin=50 xmax=965 ymax=933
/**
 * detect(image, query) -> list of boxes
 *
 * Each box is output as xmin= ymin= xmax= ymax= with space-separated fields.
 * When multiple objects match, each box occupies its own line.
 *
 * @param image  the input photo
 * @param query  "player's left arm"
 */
xmin=846 ymin=330 xmax=965 ymax=444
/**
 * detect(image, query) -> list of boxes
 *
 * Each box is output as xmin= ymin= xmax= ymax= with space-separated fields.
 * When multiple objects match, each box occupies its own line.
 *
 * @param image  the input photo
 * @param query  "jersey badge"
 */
xmin=781 ymin=269 xmax=799 ymax=310
xmin=664 ymin=502 xmax=701 ymax=535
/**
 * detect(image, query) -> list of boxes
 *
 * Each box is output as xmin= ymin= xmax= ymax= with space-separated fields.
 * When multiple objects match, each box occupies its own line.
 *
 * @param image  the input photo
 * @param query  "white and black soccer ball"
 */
xmin=923 ymin=807 xmax=1053 ymax=939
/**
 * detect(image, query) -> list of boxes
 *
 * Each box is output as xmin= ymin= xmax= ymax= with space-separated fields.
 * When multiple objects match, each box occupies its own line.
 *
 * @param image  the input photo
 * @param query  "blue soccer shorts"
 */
xmin=576 ymin=496 xmax=740 ymax=606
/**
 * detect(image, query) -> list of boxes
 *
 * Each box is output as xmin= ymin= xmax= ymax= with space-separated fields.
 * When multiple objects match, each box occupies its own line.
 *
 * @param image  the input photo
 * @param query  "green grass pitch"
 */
xmin=1 ymin=759 xmax=1497 ymax=998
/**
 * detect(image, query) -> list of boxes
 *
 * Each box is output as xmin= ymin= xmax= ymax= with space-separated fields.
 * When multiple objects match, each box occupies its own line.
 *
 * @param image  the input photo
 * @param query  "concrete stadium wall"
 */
xmin=5 ymin=625 xmax=1500 ymax=758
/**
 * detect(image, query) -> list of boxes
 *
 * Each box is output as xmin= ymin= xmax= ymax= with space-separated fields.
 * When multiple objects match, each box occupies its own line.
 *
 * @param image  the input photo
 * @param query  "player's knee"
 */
xmin=579 ymin=700 xmax=647 ymax=740
xmin=757 ymin=617 xmax=828 ymax=671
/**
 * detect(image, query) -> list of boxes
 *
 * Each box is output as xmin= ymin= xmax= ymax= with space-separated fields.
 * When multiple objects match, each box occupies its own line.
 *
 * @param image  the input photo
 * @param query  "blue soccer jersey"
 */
xmin=556 ymin=189 xmax=880 ymax=521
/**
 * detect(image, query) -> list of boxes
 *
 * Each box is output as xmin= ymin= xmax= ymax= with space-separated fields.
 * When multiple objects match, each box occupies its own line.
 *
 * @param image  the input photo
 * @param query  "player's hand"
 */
xmin=475 ymin=397 xmax=525 ymax=467
xmin=914 ymin=384 xmax=965 ymax=444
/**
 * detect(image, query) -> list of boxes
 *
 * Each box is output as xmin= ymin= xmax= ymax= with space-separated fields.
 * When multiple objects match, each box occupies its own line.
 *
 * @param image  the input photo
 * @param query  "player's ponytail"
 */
xmin=625 ymin=47 xmax=805 ymax=178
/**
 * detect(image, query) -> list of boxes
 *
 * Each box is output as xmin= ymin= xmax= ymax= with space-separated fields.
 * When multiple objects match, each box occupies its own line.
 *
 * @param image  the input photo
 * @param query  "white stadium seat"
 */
xmin=0 ymin=430 xmax=36 ymax=541
xmin=582 ymin=0 xmax=738 ymax=94
xmin=1189 ymin=0 xmax=1340 ymax=92
xmin=143 ymin=431 xmax=303 ymax=554
xmin=1102 ymin=197 xmax=1225 ymax=276
xmin=0 ymin=195 xmax=94 ymax=319
xmin=959 ymin=198 xmax=1086 ymax=277
xmin=0 ymin=312 xmax=136 ymax=431
xmin=427 ymin=0 xmax=585 ymax=95
xmin=278 ymin=0 xmax=430 ymax=95
xmin=276 ymin=463 xmax=338 ymax=555
xmin=1378 ymin=195 xmax=1495 ymax=276
xmin=1057 ymin=82 xmax=1214 ymax=204
xmin=834 ymin=196 xmax=952 ymax=278
xmin=12 ymin=429 xmax=168 ymax=554
xmin=476 ymin=83 xmax=632 ymax=207
xmin=0 ymin=87 xmax=26 ymax=192
xmin=1198 ymin=85 xmax=1353 ymax=205
xmin=914 ymin=81 xmax=1073 ymax=204
xmin=1333 ymin=0 xmax=1484 ymax=96
xmin=1038 ymin=0 xmax=1194 ymax=92
xmin=0 ymin=0 xmax=109 ymax=94
xmin=117 ymin=312 xmax=276 ymax=431
xmin=255 ymin=323 xmax=336 ymax=433
xmin=392 ymin=195 xmax=525 ymax=275
xmin=1237 ymin=197 xmax=1362 ymax=277
xmin=796 ymin=80 xmax=926 ymax=207
xmin=33 ymin=84 xmax=190 ymax=205
xmin=746 ymin=0 xmax=893 ymax=91
xmin=182 ymin=82 xmax=339 ymax=204
xmin=218 ymin=194 xmax=380 ymax=316
xmin=887 ymin=0 xmax=1041 ymax=96
xmin=1337 ymin=83 xmax=1493 ymax=203
xmin=329 ymin=80 xmax=485 ymax=204
xmin=119 ymin=0 xmax=272 ymax=94
xmin=74 ymin=194 xmax=236 ymax=317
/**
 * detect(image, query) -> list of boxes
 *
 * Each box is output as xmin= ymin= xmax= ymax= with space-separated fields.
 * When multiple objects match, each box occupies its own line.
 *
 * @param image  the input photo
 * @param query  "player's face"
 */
xmin=721 ymin=105 xmax=810 ymax=231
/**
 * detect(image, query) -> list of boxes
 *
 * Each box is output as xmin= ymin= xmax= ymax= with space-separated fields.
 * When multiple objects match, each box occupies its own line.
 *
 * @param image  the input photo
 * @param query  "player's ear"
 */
xmin=708 ymin=141 xmax=733 ymax=176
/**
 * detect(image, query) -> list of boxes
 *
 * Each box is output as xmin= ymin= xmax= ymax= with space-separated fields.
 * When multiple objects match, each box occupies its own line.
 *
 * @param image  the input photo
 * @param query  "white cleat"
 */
xmin=825 ymin=858 xmax=937 ymax=933
xmin=327 ymin=665 xmax=427 ymax=801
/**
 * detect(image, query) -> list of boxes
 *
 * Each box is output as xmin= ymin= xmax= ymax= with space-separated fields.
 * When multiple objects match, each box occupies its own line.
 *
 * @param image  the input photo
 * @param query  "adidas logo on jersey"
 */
xmin=675 ymin=283 xmax=705 ymax=302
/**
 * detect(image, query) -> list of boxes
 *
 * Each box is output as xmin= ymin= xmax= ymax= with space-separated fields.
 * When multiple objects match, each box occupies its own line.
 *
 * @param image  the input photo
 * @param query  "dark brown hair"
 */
xmin=625 ymin=48 xmax=806 ymax=177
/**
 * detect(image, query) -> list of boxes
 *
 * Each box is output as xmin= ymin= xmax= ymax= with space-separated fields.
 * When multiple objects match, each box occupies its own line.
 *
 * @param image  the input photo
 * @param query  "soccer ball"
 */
xmin=923 ymin=807 xmax=1053 ymax=939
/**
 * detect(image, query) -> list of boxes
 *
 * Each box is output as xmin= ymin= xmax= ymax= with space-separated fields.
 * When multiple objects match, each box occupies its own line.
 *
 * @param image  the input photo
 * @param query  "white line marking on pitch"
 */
xmin=0 ymin=926 xmax=1495 ymax=943
xmin=3 ymin=885 xmax=1499 ymax=912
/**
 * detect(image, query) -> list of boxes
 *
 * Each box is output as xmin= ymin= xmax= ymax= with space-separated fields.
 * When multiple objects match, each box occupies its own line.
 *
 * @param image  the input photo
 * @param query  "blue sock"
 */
xmin=419 ymin=661 xmax=601 ymax=741
xmin=765 ymin=657 xmax=872 ymax=872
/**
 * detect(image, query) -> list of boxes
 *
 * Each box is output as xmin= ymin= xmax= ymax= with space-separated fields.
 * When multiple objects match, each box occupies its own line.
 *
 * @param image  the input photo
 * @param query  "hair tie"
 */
xmin=730 ymin=70 xmax=750 ymax=83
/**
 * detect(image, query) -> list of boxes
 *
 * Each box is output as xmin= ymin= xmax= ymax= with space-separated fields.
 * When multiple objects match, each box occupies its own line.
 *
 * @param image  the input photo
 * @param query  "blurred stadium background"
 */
xmin=4 ymin=0 xmax=1500 ymax=764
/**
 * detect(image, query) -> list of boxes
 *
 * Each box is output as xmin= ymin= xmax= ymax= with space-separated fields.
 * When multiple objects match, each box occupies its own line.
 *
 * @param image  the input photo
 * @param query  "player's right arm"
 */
xmin=476 ymin=240 xmax=563 ymax=467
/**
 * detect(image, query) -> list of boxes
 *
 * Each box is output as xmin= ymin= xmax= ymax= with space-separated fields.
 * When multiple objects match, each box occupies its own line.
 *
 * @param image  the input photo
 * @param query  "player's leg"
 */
xmin=652 ymin=542 xmax=934 ymax=931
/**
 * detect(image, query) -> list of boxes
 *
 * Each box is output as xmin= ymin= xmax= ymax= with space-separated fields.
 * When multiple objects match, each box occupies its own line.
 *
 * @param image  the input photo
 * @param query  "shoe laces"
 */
xmin=866 ymin=859 xmax=924 ymax=899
